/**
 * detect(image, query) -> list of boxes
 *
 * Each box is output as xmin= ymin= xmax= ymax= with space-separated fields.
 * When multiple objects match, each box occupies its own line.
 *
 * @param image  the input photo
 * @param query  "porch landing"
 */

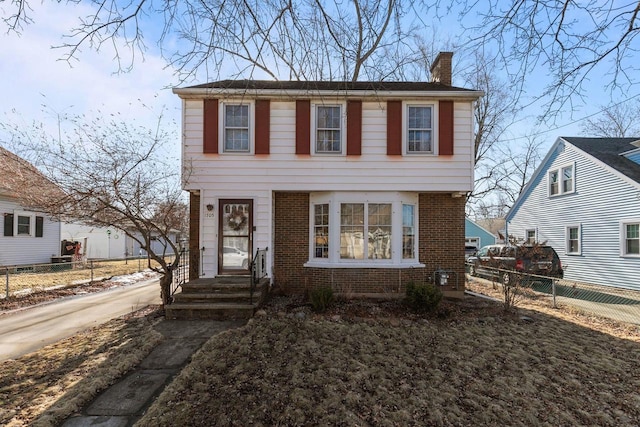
xmin=165 ymin=276 xmax=270 ymax=320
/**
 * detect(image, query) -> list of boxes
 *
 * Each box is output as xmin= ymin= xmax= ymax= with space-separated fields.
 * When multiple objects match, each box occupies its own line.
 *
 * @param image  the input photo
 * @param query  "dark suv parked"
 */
xmin=466 ymin=244 xmax=563 ymax=285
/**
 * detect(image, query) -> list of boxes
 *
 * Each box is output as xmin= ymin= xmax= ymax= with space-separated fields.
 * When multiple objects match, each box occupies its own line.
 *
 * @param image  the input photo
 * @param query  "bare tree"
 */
xmin=0 ymin=108 xmax=186 ymax=306
xmin=460 ymin=51 xmax=520 ymax=212
xmin=468 ymin=135 xmax=543 ymax=219
xmin=458 ymin=0 xmax=640 ymax=117
xmin=2 ymin=0 xmax=429 ymax=82
xmin=581 ymin=99 xmax=640 ymax=137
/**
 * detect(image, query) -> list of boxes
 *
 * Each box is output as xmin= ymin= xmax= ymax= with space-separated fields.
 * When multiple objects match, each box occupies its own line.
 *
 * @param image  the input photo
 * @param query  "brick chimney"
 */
xmin=430 ymin=51 xmax=453 ymax=86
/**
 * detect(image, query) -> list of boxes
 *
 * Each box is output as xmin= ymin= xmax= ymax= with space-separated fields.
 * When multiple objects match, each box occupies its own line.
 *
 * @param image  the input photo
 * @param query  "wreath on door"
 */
xmin=226 ymin=208 xmax=248 ymax=231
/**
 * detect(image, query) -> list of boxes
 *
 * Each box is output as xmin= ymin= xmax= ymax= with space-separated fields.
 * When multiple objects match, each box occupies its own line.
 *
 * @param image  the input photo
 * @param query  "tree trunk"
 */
xmin=159 ymin=271 xmax=173 ymax=306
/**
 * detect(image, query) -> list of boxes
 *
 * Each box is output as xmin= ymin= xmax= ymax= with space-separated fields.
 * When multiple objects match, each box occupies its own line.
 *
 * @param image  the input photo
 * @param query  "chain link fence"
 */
xmin=1 ymin=255 xmax=177 ymax=299
xmin=467 ymin=267 xmax=640 ymax=325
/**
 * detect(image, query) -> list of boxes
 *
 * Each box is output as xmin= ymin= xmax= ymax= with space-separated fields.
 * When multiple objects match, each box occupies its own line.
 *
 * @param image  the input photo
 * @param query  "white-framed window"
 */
xmin=621 ymin=220 xmax=640 ymax=257
xmin=525 ymin=229 xmax=536 ymax=244
xmin=404 ymin=103 xmax=436 ymax=154
xmin=220 ymin=102 xmax=253 ymax=153
xmin=307 ymin=192 xmax=420 ymax=267
xmin=15 ymin=211 xmax=34 ymax=236
xmin=549 ymin=163 xmax=575 ymax=196
xmin=312 ymin=103 xmax=345 ymax=154
xmin=313 ymin=203 xmax=329 ymax=259
xmin=566 ymin=225 xmax=581 ymax=255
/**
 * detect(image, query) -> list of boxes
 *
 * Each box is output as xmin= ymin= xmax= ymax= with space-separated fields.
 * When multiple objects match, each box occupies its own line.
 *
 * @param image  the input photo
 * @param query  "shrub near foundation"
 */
xmin=309 ymin=287 xmax=334 ymax=313
xmin=405 ymin=282 xmax=443 ymax=313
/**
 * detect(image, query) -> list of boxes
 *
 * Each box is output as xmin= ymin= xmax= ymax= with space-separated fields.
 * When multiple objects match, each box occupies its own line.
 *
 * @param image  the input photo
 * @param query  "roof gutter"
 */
xmin=172 ymin=87 xmax=484 ymax=100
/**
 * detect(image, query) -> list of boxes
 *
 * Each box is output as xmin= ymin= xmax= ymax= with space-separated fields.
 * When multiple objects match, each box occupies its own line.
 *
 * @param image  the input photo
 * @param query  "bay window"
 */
xmin=308 ymin=192 xmax=420 ymax=266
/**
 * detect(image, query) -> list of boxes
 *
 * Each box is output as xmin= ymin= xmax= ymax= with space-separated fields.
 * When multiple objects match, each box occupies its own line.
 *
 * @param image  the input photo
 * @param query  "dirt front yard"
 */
xmin=137 ymin=293 xmax=640 ymax=426
xmin=2 ymin=281 xmax=640 ymax=426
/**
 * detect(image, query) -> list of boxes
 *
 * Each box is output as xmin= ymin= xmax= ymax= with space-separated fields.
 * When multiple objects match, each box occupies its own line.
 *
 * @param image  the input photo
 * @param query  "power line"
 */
xmin=501 ymin=92 xmax=640 ymax=142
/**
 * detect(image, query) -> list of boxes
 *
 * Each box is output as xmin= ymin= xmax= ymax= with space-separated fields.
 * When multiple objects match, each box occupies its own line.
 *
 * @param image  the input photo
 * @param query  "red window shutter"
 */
xmin=347 ymin=100 xmax=362 ymax=156
xmin=203 ymin=99 xmax=219 ymax=154
xmin=387 ymin=100 xmax=402 ymax=155
xmin=255 ymin=99 xmax=270 ymax=155
xmin=296 ymin=100 xmax=311 ymax=155
xmin=439 ymin=100 xmax=454 ymax=155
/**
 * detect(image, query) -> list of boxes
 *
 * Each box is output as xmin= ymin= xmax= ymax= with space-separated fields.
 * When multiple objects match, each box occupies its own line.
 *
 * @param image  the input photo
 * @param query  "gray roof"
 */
xmin=186 ymin=79 xmax=476 ymax=93
xmin=563 ymin=137 xmax=640 ymax=185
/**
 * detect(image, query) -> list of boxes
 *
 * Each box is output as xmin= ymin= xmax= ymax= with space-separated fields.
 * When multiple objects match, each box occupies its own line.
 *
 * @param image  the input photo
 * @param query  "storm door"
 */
xmin=218 ymin=200 xmax=253 ymax=274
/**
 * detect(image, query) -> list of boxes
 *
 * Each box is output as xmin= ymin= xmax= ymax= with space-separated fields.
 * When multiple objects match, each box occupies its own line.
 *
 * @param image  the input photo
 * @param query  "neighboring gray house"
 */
xmin=506 ymin=137 xmax=640 ymax=291
xmin=0 ymin=146 xmax=62 ymax=266
xmin=465 ymin=218 xmax=496 ymax=250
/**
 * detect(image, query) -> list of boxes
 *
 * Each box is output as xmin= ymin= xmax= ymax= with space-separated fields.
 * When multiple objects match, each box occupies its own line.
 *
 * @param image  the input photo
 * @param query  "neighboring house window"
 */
xmin=549 ymin=164 xmax=575 ymax=196
xmin=406 ymin=105 xmax=434 ymax=154
xmin=525 ymin=229 xmax=536 ymax=244
xmin=403 ymin=204 xmax=415 ymax=259
xmin=622 ymin=221 xmax=640 ymax=256
xmin=314 ymin=204 xmax=329 ymax=258
xmin=549 ymin=171 xmax=559 ymax=195
xmin=308 ymin=193 xmax=419 ymax=266
xmin=3 ymin=212 xmax=42 ymax=237
xmin=223 ymin=103 xmax=251 ymax=152
xmin=566 ymin=225 xmax=581 ymax=255
xmin=314 ymin=105 xmax=343 ymax=154
xmin=17 ymin=215 xmax=31 ymax=235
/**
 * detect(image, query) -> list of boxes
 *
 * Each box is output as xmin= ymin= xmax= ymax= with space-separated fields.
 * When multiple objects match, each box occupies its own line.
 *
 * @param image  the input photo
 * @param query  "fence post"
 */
xmin=552 ymin=278 xmax=557 ymax=309
xmin=5 ymin=268 xmax=8 ymax=299
xmin=90 ymin=260 xmax=94 ymax=283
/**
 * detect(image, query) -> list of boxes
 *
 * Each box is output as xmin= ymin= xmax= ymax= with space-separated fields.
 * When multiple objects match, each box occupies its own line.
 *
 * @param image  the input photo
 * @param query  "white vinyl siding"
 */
xmin=182 ymin=100 xmax=474 ymax=193
xmin=508 ymin=140 xmax=640 ymax=291
xmin=0 ymin=199 xmax=61 ymax=266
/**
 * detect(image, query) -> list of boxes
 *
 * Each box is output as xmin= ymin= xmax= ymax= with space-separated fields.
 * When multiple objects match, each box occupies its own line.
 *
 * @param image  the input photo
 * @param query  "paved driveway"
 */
xmin=0 ymin=277 xmax=161 ymax=361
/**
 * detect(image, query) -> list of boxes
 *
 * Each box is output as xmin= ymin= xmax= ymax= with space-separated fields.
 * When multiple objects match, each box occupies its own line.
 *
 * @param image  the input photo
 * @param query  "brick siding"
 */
xmin=273 ymin=191 xmax=465 ymax=297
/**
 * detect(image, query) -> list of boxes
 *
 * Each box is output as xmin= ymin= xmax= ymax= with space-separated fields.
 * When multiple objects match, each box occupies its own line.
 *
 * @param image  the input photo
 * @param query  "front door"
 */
xmin=218 ymin=199 xmax=252 ymax=274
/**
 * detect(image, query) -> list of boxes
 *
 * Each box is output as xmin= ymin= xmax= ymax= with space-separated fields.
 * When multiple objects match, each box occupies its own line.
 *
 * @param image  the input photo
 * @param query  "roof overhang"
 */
xmin=172 ymin=87 xmax=484 ymax=101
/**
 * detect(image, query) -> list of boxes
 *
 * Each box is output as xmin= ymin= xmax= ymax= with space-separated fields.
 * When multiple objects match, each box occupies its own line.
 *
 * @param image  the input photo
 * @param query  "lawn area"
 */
xmin=2 ymin=283 xmax=640 ymax=426
xmin=137 ymin=294 xmax=640 ymax=426
xmin=0 ymin=306 xmax=163 ymax=427
xmin=3 ymin=257 xmax=171 ymax=297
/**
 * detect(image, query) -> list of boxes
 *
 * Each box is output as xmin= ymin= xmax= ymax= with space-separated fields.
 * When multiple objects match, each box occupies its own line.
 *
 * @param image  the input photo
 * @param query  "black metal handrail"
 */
xmin=250 ymin=247 xmax=268 ymax=304
xmin=170 ymin=248 xmax=189 ymax=298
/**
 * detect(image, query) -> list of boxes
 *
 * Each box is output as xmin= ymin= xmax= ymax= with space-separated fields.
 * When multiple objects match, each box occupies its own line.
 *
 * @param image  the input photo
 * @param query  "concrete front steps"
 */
xmin=165 ymin=275 xmax=270 ymax=320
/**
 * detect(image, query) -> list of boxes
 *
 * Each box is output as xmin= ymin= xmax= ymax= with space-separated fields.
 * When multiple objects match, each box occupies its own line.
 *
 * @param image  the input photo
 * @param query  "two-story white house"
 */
xmin=174 ymin=52 xmax=483 ymax=298
xmin=506 ymin=137 xmax=640 ymax=292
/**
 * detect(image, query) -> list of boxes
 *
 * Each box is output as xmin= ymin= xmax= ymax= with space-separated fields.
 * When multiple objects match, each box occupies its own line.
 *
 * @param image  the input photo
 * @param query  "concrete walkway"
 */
xmin=0 ymin=277 xmax=161 ymax=361
xmin=62 ymin=319 xmax=244 ymax=427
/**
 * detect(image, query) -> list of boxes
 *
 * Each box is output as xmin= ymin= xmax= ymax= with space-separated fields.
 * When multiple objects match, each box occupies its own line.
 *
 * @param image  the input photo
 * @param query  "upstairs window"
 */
xmin=549 ymin=171 xmax=559 ymax=195
xmin=315 ymin=105 xmax=343 ymax=154
xmin=562 ymin=166 xmax=574 ymax=193
xmin=549 ymin=164 xmax=575 ymax=196
xmin=406 ymin=105 xmax=433 ymax=154
xmin=223 ymin=104 xmax=250 ymax=152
